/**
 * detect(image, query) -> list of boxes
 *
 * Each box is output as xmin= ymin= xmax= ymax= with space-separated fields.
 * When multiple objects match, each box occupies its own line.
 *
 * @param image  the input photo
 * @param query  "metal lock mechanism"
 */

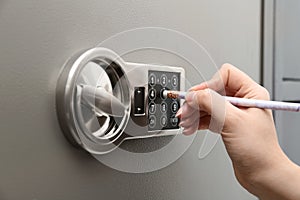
xmin=56 ymin=47 xmax=185 ymax=154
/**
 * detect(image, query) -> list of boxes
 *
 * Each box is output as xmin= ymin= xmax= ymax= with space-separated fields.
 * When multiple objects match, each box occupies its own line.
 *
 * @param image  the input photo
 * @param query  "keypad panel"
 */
xmin=148 ymin=70 xmax=180 ymax=131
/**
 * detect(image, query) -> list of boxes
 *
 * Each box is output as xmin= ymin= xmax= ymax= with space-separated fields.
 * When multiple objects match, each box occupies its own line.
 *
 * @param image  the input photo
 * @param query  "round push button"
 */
xmin=161 ymin=102 xmax=167 ymax=113
xmin=149 ymin=103 xmax=156 ymax=114
xmin=149 ymin=89 xmax=156 ymax=100
xmin=160 ymin=115 xmax=167 ymax=127
xmin=149 ymin=116 xmax=156 ymax=128
xmin=171 ymin=101 xmax=179 ymax=113
xmin=170 ymin=116 xmax=179 ymax=126
xmin=171 ymin=75 xmax=178 ymax=87
xmin=160 ymin=74 xmax=167 ymax=87
xmin=149 ymin=74 xmax=156 ymax=86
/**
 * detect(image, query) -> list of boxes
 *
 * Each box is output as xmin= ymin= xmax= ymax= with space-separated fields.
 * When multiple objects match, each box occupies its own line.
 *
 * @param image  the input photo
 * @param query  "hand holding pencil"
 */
xmin=175 ymin=63 xmax=300 ymax=199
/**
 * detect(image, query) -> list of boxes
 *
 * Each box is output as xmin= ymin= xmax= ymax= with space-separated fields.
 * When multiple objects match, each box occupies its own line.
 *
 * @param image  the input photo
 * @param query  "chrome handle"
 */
xmin=80 ymin=85 xmax=126 ymax=117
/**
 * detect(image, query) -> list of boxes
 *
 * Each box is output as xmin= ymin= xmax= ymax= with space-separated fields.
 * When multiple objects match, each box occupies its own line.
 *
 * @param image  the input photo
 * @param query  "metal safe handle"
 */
xmin=80 ymin=85 xmax=126 ymax=117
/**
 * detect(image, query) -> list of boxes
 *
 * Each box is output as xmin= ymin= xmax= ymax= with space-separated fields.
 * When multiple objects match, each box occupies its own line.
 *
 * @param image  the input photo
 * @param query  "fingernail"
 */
xmin=176 ymin=108 xmax=182 ymax=117
xmin=179 ymin=121 xmax=184 ymax=127
xmin=188 ymin=86 xmax=197 ymax=91
xmin=182 ymin=129 xmax=189 ymax=135
xmin=189 ymin=82 xmax=207 ymax=91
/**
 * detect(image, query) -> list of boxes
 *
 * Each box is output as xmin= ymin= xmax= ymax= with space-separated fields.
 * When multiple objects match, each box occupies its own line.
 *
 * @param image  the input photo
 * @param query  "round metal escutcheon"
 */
xmin=56 ymin=47 xmax=131 ymax=154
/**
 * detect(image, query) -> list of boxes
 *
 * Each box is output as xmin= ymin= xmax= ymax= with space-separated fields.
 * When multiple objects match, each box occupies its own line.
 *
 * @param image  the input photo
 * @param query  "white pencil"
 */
xmin=162 ymin=90 xmax=300 ymax=112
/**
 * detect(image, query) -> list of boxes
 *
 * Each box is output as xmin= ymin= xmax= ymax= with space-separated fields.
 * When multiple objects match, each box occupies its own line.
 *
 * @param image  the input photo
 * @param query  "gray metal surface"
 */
xmin=263 ymin=0 xmax=275 ymax=97
xmin=0 ymin=0 xmax=260 ymax=199
xmin=271 ymin=0 xmax=300 ymax=165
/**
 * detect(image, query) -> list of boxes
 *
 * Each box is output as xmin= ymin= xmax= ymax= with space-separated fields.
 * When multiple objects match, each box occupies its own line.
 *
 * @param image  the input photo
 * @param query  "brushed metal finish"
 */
xmin=56 ymin=47 xmax=131 ymax=154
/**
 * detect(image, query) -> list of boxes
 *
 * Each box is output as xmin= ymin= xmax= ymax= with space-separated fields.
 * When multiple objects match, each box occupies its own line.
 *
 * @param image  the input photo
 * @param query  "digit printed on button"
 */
xmin=149 ymin=88 xmax=156 ymax=100
xmin=171 ymin=75 xmax=178 ymax=87
xmin=149 ymin=115 xmax=156 ymax=128
xmin=149 ymin=102 xmax=156 ymax=114
xmin=160 ymin=115 xmax=167 ymax=127
xmin=171 ymin=101 xmax=179 ymax=113
xmin=161 ymin=102 xmax=167 ymax=113
xmin=149 ymin=74 xmax=156 ymax=86
xmin=161 ymin=74 xmax=167 ymax=87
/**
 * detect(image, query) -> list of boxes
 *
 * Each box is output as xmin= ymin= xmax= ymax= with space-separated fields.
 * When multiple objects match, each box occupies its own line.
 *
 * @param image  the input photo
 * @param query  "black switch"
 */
xmin=134 ymin=87 xmax=145 ymax=116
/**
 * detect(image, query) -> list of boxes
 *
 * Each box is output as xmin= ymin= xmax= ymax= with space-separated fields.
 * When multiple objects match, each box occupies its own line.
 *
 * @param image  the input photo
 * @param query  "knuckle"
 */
xmin=197 ymin=90 xmax=211 ymax=110
xmin=258 ymin=86 xmax=270 ymax=100
xmin=220 ymin=63 xmax=234 ymax=71
xmin=195 ymin=91 xmax=205 ymax=105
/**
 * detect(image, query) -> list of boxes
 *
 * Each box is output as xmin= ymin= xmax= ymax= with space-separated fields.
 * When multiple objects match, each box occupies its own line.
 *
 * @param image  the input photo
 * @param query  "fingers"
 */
xmin=185 ymin=89 xmax=214 ymax=114
xmin=178 ymin=88 xmax=240 ymax=134
xmin=177 ymin=103 xmax=207 ymax=135
xmin=178 ymin=63 xmax=269 ymax=136
xmin=180 ymin=111 xmax=202 ymax=127
xmin=189 ymin=82 xmax=208 ymax=91
xmin=177 ymin=97 xmax=209 ymax=135
xmin=176 ymin=102 xmax=196 ymax=119
xmin=190 ymin=63 xmax=262 ymax=98
xmin=211 ymin=63 xmax=259 ymax=95
xmin=180 ymin=112 xmax=206 ymax=135
xmin=177 ymin=103 xmax=207 ymax=119
xmin=181 ymin=115 xmax=211 ymax=135
xmin=178 ymin=89 xmax=223 ymax=135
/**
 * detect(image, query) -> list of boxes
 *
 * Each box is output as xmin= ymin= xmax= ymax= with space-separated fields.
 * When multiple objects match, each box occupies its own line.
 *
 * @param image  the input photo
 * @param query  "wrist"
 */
xmin=251 ymin=149 xmax=300 ymax=199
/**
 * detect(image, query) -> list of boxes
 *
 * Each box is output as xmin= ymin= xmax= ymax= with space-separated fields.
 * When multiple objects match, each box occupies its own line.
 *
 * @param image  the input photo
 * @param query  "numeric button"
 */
xmin=149 ymin=89 xmax=156 ymax=100
xmin=170 ymin=116 xmax=179 ymax=126
xmin=149 ymin=116 xmax=156 ymax=128
xmin=149 ymin=74 xmax=156 ymax=86
xmin=171 ymin=75 xmax=178 ymax=87
xmin=161 ymin=102 xmax=167 ymax=113
xmin=160 ymin=115 xmax=167 ymax=127
xmin=171 ymin=101 xmax=179 ymax=113
xmin=160 ymin=74 xmax=167 ymax=87
xmin=149 ymin=103 xmax=156 ymax=114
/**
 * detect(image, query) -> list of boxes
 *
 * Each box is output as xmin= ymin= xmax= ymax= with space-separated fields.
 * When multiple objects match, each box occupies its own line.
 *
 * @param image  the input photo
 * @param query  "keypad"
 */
xmin=148 ymin=70 xmax=180 ymax=131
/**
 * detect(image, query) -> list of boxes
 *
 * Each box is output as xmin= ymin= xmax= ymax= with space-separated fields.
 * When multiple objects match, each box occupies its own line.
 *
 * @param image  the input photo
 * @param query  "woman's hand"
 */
xmin=177 ymin=63 xmax=300 ymax=200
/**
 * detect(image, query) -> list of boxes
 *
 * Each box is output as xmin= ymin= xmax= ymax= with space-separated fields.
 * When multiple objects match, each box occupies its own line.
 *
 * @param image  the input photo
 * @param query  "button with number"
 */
xmin=149 ymin=103 xmax=156 ymax=114
xmin=161 ymin=102 xmax=167 ymax=113
xmin=171 ymin=101 xmax=179 ymax=113
xmin=149 ymin=74 xmax=156 ymax=86
xmin=160 ymin=74 xmax=167 ymax=86
xmin=149 ymin=116 xmax=156 ymax=128
xmin=170 ymin=116 xmax=179 ymax=126
xmin=160 ymin=115 xmax=167 ymax=127
xmin=171 ymin=75 xmax=178 ymax=87
xmin=149 ymin=88 xmax=156 ymax=100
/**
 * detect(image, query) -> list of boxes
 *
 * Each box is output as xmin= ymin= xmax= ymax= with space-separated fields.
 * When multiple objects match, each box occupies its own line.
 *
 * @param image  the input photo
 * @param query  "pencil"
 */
xmin=162 ymin=90 xmax=300 ymax=112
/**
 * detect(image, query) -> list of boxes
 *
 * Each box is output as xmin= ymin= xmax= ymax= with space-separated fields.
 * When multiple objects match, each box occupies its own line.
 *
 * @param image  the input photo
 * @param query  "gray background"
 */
xmin=0 ymin=1 xmax=260 ymax=199
xmin=269 ymin=0 xmax=300 ymax=165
